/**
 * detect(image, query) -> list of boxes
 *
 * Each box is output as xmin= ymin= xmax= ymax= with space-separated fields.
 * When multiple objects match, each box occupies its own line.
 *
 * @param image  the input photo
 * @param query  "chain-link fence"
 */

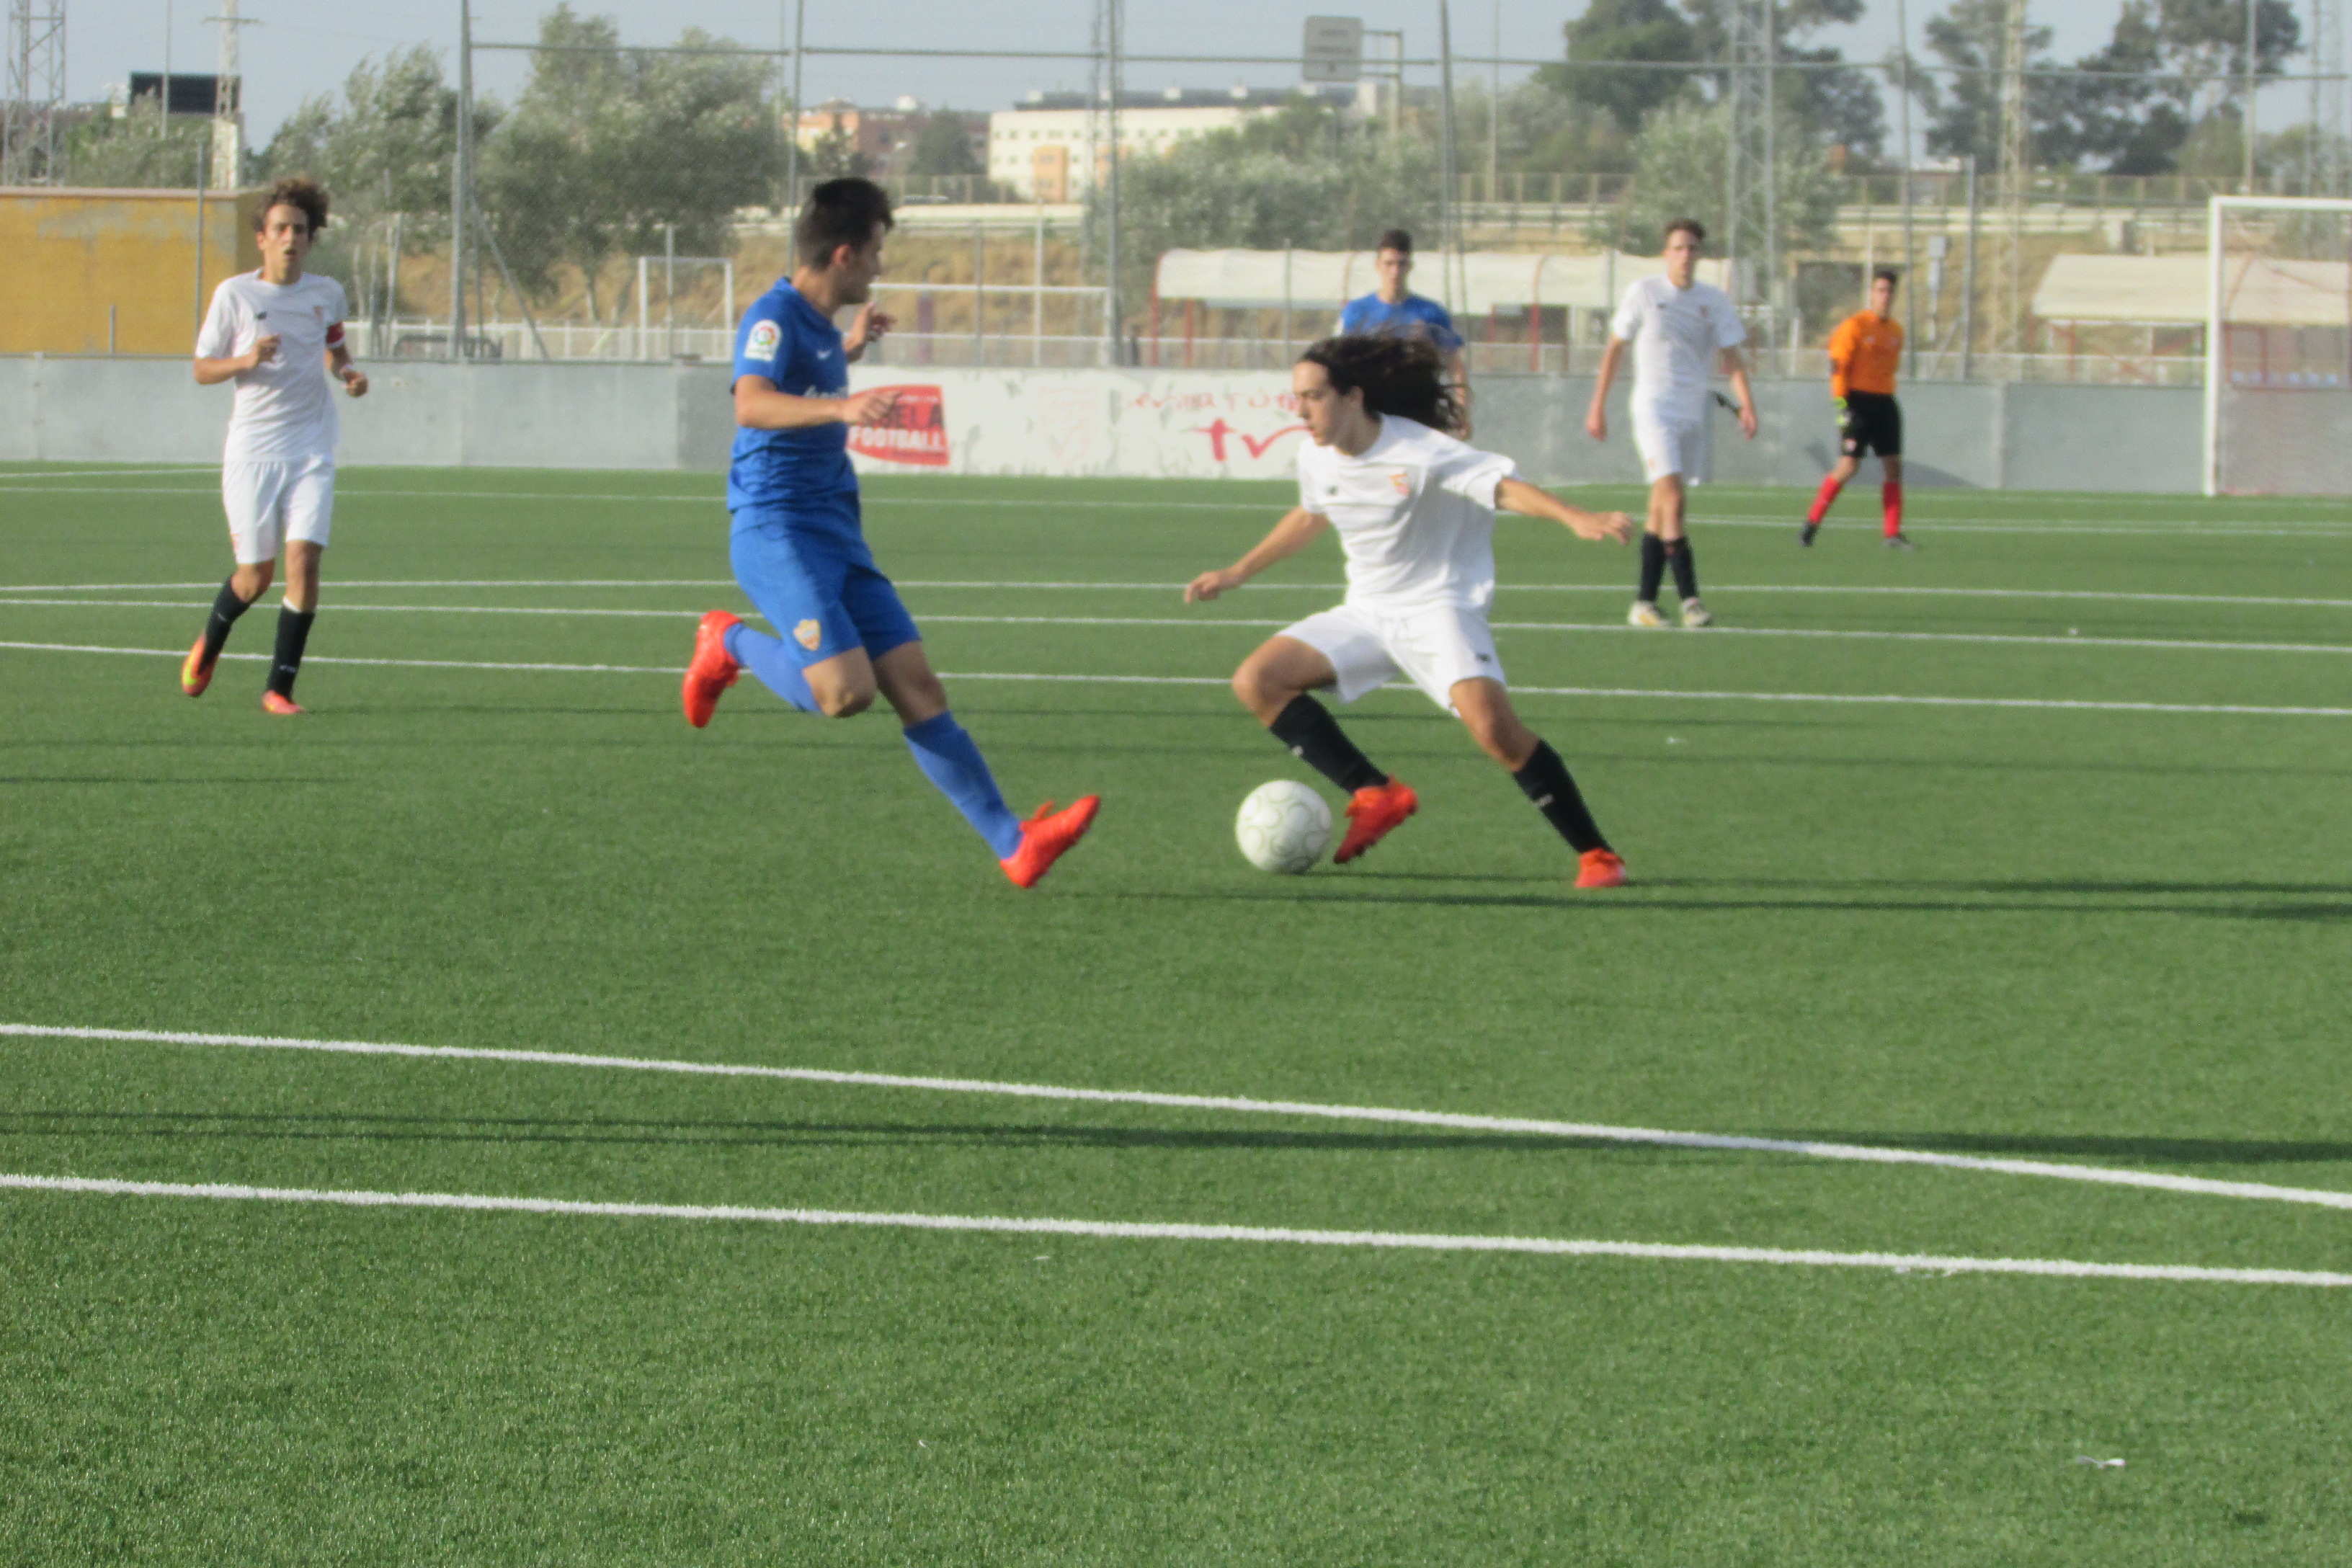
xmin=18 ymin=4 xmax=2352 ymax=386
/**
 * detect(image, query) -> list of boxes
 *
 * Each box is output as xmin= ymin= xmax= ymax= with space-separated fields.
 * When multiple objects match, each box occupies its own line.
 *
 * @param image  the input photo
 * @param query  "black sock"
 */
xmin=1512 ymin=739 xmax=1611 ymax=855
xmin=1268 ymin=695 xmax=1386 ymax=793
xmin=200 ymin=577 xmax=253 ymax=664
xmin=267 ymin=607 xmax=316 ymax=698
xmin=1666 ymin=538 xmax=1701 ymax=602
xmin=1637 ymin=533 xmax=1667 ymax=603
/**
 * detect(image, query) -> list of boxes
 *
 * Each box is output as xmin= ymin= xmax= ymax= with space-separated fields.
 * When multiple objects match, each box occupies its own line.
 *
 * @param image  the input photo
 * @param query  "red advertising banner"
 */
xmin=847 ymin=383 xmax=949 ymax=466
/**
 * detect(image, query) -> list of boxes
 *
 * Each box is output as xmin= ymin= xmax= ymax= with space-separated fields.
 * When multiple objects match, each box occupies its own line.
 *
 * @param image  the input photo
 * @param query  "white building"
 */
xmin=989 ymin=85 xmax=1353 ymax=202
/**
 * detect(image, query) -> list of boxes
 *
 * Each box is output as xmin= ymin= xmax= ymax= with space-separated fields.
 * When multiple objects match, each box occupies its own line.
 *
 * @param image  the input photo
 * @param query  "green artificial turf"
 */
xmin=2 ymin=463 xmax=2349 ymax=1564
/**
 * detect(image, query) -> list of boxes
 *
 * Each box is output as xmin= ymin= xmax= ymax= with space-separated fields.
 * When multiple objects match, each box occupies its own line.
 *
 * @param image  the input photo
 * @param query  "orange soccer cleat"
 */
xmin=682 ymin=610 xmax=742 ymax=728
xmin=999 ymin=796 xmax=1100 ymax=888
xmin=182 ymin=637 xmax=218 ymax=697
xmin=1574 ymin=848 xmax=1629 ymax=889
xmin=1334 ymin=777 xmax=1417 ymax=864
xmin=260 ymin=691 xmax=305 ymax=716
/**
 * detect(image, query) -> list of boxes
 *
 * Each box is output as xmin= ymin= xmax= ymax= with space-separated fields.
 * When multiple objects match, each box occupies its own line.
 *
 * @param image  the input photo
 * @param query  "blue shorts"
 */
xmin=729 ymin=507 xmax=920 ymax=666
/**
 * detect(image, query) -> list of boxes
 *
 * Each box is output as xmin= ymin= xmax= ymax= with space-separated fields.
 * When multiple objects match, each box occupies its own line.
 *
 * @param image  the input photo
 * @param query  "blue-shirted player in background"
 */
xmin=1337 ymin=228 xmax=1471 ymax=433
xmin=682 ymin=177 xmax=1100 ymax=887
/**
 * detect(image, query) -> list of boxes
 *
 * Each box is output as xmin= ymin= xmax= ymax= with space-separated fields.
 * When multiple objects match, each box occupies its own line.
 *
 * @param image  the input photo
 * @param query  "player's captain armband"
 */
xmin=747 ymin=318 xmax=783 ymax=358
xmin=324 ymin=322 xmax=345 ymax=347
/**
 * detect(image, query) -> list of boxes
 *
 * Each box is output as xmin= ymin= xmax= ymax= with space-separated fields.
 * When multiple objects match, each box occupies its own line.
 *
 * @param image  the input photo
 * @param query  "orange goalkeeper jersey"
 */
xmin=1827 ymin=310 xmax=1903 ymax=398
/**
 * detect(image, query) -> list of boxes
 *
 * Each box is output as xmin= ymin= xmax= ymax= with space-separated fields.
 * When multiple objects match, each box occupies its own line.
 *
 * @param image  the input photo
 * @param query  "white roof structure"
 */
xmin=1153 ymin=249 xmax=1734 ymax=313
xmin=2034 ymin=253 xmax=2352 ymax=326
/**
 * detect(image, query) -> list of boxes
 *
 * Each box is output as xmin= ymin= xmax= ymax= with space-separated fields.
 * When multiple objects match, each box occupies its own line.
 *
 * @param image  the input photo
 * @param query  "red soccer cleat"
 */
xmin=999 ymin=796 xmax=1100 ymax=888
xmin=182 ymin=637 xmax=217 ymax=697
xmin=1333 ymin=778 xmax=1417 ymax=864
xmin=1574 ymin=848 xmax=1629 ymax=889
xmin=682 ymin=610 xmax=742 ymax=728
xmin=260 ymin=691 xmax=305 ymax=716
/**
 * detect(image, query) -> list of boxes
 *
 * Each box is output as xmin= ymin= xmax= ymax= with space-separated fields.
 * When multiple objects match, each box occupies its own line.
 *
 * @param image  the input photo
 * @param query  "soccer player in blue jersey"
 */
xmin=682 ymin=177 xmax=1099 ymax=887
xmin=1337 ymin=229 xmax=1471 ymax=430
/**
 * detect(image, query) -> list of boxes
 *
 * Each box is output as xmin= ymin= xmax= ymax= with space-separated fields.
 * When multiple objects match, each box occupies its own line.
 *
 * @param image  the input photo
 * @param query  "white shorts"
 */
xmin=223 ymin=455 xmax=335 ymax=564
xmin=1632 ymin=405 xmax=1708 ymax=483
xmin=1279 ymin=601 xmax=1504 ymax=713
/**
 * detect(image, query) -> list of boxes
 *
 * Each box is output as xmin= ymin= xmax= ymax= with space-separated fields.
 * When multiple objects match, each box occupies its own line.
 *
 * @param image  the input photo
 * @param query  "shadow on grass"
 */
xmin=1078 ymin=878 xmax=2352 ymax=921
xmin=12 ymin=1112 xmax=2349 ymax=1170
xmin=0 ymin=1110 xmax=1692 ymax=1157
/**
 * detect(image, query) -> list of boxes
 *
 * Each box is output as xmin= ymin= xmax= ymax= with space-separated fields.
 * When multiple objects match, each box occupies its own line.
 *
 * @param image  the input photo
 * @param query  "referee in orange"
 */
xmin=1801 ymin=267 xmax=1911 ymax=548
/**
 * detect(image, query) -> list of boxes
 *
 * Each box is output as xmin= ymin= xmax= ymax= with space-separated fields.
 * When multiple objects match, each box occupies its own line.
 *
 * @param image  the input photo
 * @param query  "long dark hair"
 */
xmin=1298 ymin=334 xmax=1464 ymax=436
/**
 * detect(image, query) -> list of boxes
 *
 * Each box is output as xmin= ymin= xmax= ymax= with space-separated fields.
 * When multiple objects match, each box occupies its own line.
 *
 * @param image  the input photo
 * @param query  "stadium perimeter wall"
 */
xmin=0 ymin=357 xmax=2201 ymax=493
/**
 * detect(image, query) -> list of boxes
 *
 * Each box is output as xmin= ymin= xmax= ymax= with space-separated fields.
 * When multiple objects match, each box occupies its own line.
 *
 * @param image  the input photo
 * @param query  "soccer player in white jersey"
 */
xmin=1185 ymin=335 xmax=1638 ymax=887
xmin=1585 ymin=217 xmax=1755 ymax=629
xmin=183 ymin=177 xmax=368 ymax=713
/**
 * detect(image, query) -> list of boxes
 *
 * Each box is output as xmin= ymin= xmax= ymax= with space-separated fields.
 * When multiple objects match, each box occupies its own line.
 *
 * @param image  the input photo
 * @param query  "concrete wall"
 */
xmin=0 ymin=353 xmax=2204 ymax=491
xmin=0 ymin=355 xmax=737 ymax=470
xmin=1474 ymin=374 xmax=2203 ymax=492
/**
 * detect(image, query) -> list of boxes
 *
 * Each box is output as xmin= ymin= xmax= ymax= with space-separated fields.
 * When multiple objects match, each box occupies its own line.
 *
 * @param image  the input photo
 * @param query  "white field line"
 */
xmin=8 ymin=1022 xmax=2351 ymax=1213
xmin=9 ymin=579 xmax=2352 ymax=612
xmin=6 ymin=598 xmax=2349 ymax=659
xmin=6 ymin=481 xmax=2349 ymax=536
xmin=7 ymin=639 xmax=2352 ymax=716
xmin=0 ymin=466 xmax=216 ymax=481
xmin=0 ymin=641 xmax=673 ymax=674
xmin=1 ymin=1173 xmax=2341 ymax=1286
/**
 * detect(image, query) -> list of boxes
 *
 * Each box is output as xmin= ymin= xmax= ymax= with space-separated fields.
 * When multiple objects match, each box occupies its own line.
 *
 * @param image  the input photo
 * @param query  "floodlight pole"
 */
xmin=784 ymin=0 xmax=804 ymax=228
xmin=1896 ymin=0 xmax=1917 ymax=378
xmin=2204 ymin=193 xmax=2227 ymax=494
xmin=450 ymin=0 xmax=472 ymax=362
xmin=1102 ymin=0 xmax=1123 ymax=365
xmin=1438 ymin=0 xmax=1460 ymax=314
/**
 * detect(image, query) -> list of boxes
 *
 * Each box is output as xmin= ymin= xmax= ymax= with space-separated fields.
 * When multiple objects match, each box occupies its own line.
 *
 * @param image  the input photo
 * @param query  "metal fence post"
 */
xmin=451 ymin=0 xmax=472 ymax=360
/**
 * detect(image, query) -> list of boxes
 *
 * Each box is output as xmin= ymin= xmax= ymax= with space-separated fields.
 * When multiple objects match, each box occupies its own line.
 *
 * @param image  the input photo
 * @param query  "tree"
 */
xmin=1108 ymin=98 xmax=1439 ymax=312
xmin=64 ymin=95 xmax=212 ymax=187
xmin=474 ymin=6 xmax=775 ymax=321
xmin=259 ymin=46 xmax=465 ymax=234
xmin=1914 ymin=0 xmax=2058 ymax=166
xmin=1617 ymin=99 xmax=1840 ymax=258
xmin=1683 ymin=0 xmax=1886 ymax=160
xmin=1917 ymin=0 xmax=2301 ymax=174
xmin=1539 ymin=0 xmax=1699 ymax=134
xmin=906 ymin=112 xmax=982 ymax=177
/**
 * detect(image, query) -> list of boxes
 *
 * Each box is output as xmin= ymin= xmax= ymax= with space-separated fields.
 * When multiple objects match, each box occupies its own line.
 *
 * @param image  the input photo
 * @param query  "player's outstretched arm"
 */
xmin=734 ymin=375 xmax=897 ymax=430
xmin=1495 ymin=478 xmax=1633 ymax=544
xmin=1585 ymin=339 xmax=1627 ymax=440
xmin=1724 ymin=349 xmax=1759 ymax=439
xmin=1184 ymin=507 xmax=1329 ymax=602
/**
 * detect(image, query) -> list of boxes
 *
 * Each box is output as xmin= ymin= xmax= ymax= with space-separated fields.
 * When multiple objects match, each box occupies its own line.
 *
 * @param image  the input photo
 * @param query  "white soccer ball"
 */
xmin=1234 ymin=780 xmax=1333 ymax=874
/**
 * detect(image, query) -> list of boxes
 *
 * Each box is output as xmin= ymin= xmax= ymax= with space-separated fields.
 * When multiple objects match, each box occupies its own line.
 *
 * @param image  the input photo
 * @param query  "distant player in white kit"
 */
xmin=1585 ymin=218 xmax=1755 ymax=629
xmin=183 ymin=177 xmax=367 ymax=713
xmin=1185 ymin=334 xmax=1638 ymax=888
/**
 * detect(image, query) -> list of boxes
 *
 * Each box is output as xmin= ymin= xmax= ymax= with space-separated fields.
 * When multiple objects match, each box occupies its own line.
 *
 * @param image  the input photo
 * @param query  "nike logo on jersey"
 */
xmin=815 ymin=349 xmax=837 ymax=360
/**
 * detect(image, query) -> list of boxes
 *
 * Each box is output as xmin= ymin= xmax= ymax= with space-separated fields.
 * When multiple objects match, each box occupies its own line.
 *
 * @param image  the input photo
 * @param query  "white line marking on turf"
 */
xmin=11 ymin=579 xmax=2352 ymax=612
xmin=8 ymin=482 xmax=2351 ymax=535
xmin=8 ymin=600 xmax=2350 ymax=658
xmin=7 ymin=640 xmax=2352 ymax=715
xmin=0 ymin=641 xmax=674 ymax=674
xmin=9 ymin=1023 xmax=2352 ymax=1213
xmin=1 ymin=1174 xmax=2340 ymax=1286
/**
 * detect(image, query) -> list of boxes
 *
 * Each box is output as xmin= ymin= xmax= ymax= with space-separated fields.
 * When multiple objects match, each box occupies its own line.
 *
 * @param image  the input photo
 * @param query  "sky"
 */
xmin=63 ymin=0 xmax=2299 ymax=156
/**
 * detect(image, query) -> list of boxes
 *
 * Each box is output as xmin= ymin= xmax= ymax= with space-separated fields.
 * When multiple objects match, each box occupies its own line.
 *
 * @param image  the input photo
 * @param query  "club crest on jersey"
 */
xmin=747 ymin=319 xmax=783 ymax=357
xmin=1389 ymin=471 xmax=1411 ymax=496
xmin=793 ymin=618 xmax=821 ymax=651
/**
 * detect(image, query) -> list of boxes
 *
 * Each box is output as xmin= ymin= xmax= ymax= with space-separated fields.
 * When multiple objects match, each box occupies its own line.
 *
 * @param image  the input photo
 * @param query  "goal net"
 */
xmin=2205 ymin=197 xmax=2352 ymax=495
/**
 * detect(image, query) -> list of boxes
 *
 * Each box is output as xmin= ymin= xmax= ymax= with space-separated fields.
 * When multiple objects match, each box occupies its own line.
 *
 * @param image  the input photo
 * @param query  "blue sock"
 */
xmin=724 ymin=622 xmax=816 ymax=713
xmin=903 ymin=710 xmax=1023 ymax=858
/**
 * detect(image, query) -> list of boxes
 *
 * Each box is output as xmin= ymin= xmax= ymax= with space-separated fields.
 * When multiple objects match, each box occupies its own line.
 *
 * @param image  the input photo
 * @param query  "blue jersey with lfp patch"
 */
xmin=726 ymin=279 xmax=860 ymax=530
xmin=1338 ymin=292 xmax=1464 ymax=355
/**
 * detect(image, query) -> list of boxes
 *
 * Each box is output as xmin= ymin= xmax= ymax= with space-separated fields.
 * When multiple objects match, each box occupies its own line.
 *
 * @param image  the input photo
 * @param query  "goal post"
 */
xmin=2204 ymin=195 xmax=2352 ymax=496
